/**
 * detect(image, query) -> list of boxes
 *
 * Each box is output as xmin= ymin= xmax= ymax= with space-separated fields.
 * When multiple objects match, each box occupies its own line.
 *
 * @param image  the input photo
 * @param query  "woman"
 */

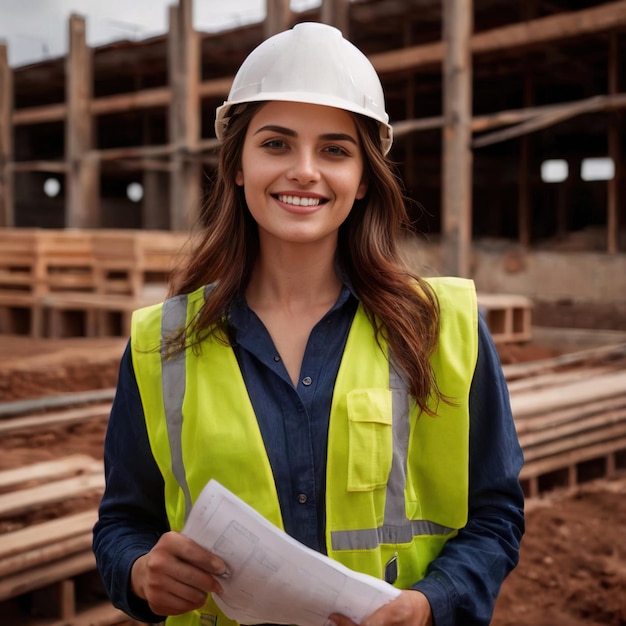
xmin=93 ymin=22 xmax=524 ymax=626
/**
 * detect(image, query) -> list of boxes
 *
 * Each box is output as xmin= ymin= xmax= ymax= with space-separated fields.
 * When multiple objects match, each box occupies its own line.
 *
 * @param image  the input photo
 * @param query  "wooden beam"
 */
xmin=95 ymin=143 xmax=174 ymax=161
xmin=472 ymin=93 xmax=626 ymax=147
xmin=519 ymin=70 xmax=534 ymax=247
xmin=607 ymin=34 xmax=621 ymax=254
xmin=370 ymin=0 xmax=626 ymax=74
xmin=65 ymin=14 xmax=99 ymax=228
xmin=8 ymin=160 xmax=69 ymax=173
xmin=441 ymin=0 xmax=473 ymax=278
xmin=13 ymin=79 xmax=232 ymax=128
xmin=11 ymin=1 xmax=626 ymax=132
xmin=265 ymin=0 xmax=292 ymax=39
xmin=402 ymin=21 xmax=416 ymax=189
xmin=392 ymin=92 xmax=626 ymax=142
xmin=12 ymin=102 xmax=67 ymax=126
xmin=90 ymin=85 xmax=170 ymax=116
xmin=0 ymin=44 xmax=14 ymax=227
xmin=197 ymin=76 xmax=233 ymax=99
xmin=321 ymin=0 xmax=351 ymax=36
xmin=168 ymin=0 xmax=202 ymax=231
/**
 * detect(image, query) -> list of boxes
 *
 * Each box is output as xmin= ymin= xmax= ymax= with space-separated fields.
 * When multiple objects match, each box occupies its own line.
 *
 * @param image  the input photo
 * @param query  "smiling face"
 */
xmin=235 ymin=101 xmax=368 ymax=250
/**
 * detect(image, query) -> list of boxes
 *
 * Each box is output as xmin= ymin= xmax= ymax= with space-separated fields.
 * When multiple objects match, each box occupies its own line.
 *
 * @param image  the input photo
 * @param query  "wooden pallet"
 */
xmin=477 ymin=292 xmax=533 ymax=344
xmin=511 ymin=363 xmax=626 ymax=497
xmin=0 ymin=228 xmax=188 ymax=338
xmin=0 ymin=457 xmax=134 ymax=625
xmin=40 ymin=292 xmax=166 ymax=338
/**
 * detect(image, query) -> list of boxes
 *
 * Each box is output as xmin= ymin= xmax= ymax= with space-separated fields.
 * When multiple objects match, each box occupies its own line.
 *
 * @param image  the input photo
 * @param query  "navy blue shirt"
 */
xmin=93 ymin=286 xmax=524 ymax=626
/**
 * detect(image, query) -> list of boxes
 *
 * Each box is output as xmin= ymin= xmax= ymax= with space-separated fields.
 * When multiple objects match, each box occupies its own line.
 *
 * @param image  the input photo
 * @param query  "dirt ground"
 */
xmin=1 ymin=332 xmax=626 ymax=625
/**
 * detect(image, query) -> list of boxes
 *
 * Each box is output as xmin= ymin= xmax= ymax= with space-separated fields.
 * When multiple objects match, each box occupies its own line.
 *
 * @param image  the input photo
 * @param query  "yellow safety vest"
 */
xmin=131 ymin=277 xmax=477 ymax=626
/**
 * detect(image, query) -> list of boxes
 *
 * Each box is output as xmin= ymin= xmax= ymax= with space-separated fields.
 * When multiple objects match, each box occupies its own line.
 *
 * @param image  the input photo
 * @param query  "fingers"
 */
xmin=329 ymin=590 xmax=432 ymax=626
xmin=131 ymin=531 xmax=230 ymax=616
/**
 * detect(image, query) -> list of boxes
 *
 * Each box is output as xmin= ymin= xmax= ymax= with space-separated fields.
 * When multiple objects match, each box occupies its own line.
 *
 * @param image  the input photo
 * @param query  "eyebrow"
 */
xmin=253 ymin=125 xmax=357 ymax=145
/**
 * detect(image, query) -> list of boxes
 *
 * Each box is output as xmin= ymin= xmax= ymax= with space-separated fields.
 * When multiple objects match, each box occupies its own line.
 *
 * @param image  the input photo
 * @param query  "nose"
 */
xmin=286 ymin=148 xmax=321 ymax=185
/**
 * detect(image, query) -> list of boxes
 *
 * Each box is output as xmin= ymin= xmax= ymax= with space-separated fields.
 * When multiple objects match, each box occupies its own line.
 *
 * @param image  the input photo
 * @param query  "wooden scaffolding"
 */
xmin=0 ymin=0 xmax=624 ymax=276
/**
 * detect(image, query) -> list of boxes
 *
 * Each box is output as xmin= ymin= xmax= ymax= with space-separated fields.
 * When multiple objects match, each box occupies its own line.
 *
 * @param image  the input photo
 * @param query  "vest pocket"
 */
xmin=346 ymin=388 xmax=393 ymax=491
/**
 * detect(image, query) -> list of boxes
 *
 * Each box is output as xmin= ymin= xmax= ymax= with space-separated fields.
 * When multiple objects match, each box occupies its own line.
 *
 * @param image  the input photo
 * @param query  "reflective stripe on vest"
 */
xmin=161 ymin=293 xmax=192 ymax=521
xmin=156 ymin=288 xmax=456 ymax=545
xmin=330 ymin=362 xmax=455 ymax=551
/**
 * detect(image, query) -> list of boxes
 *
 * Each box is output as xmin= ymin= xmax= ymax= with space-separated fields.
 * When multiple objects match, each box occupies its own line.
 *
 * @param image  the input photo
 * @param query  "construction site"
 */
xmin=0 ymin=0 xmax=625 ymax=624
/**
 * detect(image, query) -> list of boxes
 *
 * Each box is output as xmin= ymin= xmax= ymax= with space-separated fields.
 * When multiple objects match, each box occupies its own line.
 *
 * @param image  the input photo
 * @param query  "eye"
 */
xmin=261 ymin=139 xmax=288 ymax=150
xmin=323 ymin=144 xmax=350 ymax=156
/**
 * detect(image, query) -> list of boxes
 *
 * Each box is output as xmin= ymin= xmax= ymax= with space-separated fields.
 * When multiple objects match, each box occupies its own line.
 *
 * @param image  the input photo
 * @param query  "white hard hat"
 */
xmin=215 ymin=22 xmax=393 ymax=154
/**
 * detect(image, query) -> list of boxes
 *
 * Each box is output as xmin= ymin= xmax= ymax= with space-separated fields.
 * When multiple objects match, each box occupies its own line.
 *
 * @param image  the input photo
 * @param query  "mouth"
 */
xmin=273 ymin=194 xmax=328 ymax=208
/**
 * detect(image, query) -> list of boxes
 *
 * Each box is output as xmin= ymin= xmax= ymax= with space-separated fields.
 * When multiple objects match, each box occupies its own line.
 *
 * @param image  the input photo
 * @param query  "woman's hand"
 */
xmin=130 ymin=531 xmax=229 ymax=616
xmin=329 ymin=590 xmax=433 ymax=626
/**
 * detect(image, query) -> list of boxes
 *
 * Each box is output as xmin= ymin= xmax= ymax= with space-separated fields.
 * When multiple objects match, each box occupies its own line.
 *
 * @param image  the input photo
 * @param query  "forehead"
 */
xmin=248 ymin=101 xmax=359 ymax=134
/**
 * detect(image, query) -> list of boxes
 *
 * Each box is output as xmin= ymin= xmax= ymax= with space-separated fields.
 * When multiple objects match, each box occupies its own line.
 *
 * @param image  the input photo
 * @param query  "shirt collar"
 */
xmin=229 ymin=279 xmax=358 ymax=339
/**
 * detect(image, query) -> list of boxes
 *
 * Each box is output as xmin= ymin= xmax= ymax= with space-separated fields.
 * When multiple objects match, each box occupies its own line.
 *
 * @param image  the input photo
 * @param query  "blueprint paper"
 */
xmin=182 ymin=480 xmax=401 ymax=626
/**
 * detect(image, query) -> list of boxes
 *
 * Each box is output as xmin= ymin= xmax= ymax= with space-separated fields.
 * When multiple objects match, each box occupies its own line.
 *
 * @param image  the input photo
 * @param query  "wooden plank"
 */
xmin=518 ymin=407 xmax=626 ymax=449
xmin=0 ymin=403 xmax=110 ymax=435
xmin=521 ymin=436 xmax=626 ymax=479
xmin=502 ymin=342 xmax=626 ymax=381
xmin=510 ymin=370 xmax=626 ymax=417
xmin=441 ymin=0 xmax=473 ymax=279
xmin=0 ymin=388 xmax=114 ymax=418
xmin=522 ymin=421 xmax=626 ymax=462
xmin=0 ymin=550 xmax=95 ymax=601
xmin=0 ymin=510 xmax=97 ymax=560
xmin=0 ymin=454 xmax=99 ymax=490
xmin=507 ymin=367 xmax=618 ymax=394
xmin=0 ymin=473 xmax=104 ymax=518
xmin=514 ymin=390 xmax=626 ymax=425
xmin=0 ymin=532 xmax=93 ymax=578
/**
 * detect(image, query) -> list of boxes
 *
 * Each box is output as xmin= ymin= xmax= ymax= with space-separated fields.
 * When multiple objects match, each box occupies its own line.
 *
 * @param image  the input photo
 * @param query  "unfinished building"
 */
xmin=0 ymin=0 xmax=624 ymax=323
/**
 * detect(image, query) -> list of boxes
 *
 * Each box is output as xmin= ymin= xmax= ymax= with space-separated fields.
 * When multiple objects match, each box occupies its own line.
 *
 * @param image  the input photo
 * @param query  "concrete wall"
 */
xmin=401 ymin=236 xmax=626 ymax=306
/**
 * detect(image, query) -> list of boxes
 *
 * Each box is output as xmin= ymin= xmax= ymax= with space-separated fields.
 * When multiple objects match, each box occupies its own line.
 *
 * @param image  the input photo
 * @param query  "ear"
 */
xmin=355 ymin=178 xmax=368 ymax=200
xmin=235 ymin=169 xmax=244 ymax=187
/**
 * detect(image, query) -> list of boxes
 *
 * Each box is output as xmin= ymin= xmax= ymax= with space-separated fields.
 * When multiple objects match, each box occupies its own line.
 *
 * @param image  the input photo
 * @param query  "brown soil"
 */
xmin=1 ymin=332 xmax=625 ymax=625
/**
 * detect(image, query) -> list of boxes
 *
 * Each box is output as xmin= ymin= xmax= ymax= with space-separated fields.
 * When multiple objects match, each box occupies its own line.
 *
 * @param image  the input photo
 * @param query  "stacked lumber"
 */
xmin=0 ymin=456 xmax=133 ymax=625
xmin=44 ymin=229 xmax=188 ymax=338
xmin=0 ymin=229 xmax=42 ymax=336
xmin=506 ymin=343 xmax=626 ymax=497
xmin=0 ymin=228 xmax=189 ymax=338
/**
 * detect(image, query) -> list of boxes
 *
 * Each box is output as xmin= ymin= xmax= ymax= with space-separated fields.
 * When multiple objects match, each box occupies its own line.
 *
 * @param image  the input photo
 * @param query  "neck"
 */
xmin=246 ymin=241 xmax=342 ymax=312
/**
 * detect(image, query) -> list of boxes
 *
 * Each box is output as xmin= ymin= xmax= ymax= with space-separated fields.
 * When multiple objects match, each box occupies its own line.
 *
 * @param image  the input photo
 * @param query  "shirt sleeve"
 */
xmin=412 ymin=314 xmax=525 ymax=625
xmin=92 ymin=340 xmax=168 ymax=623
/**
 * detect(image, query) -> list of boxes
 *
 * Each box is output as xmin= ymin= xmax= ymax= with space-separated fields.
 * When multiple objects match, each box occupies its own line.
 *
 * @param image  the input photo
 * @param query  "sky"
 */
xmin=0 ymin=0 xmax=321 ymax=67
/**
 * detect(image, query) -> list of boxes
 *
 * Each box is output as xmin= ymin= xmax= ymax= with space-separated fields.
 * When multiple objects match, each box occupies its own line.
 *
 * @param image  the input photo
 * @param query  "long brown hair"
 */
xmin=169 ymin=102 xmax=442 ymax=414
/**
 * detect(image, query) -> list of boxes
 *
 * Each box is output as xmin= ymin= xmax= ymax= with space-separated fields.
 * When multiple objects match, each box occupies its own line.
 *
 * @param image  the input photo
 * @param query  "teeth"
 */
xmin=277 ymin=195 xmax=321 ymax=207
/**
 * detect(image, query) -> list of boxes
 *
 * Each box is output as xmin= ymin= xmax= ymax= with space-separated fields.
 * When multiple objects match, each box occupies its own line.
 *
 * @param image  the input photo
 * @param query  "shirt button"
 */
xmin=273 ymin=355 xmax=281 ymax=362
xmin=302 ymin=376 xmax=312 ymax=386
xmin=298 ymin=493 xmax=308 ymax=504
